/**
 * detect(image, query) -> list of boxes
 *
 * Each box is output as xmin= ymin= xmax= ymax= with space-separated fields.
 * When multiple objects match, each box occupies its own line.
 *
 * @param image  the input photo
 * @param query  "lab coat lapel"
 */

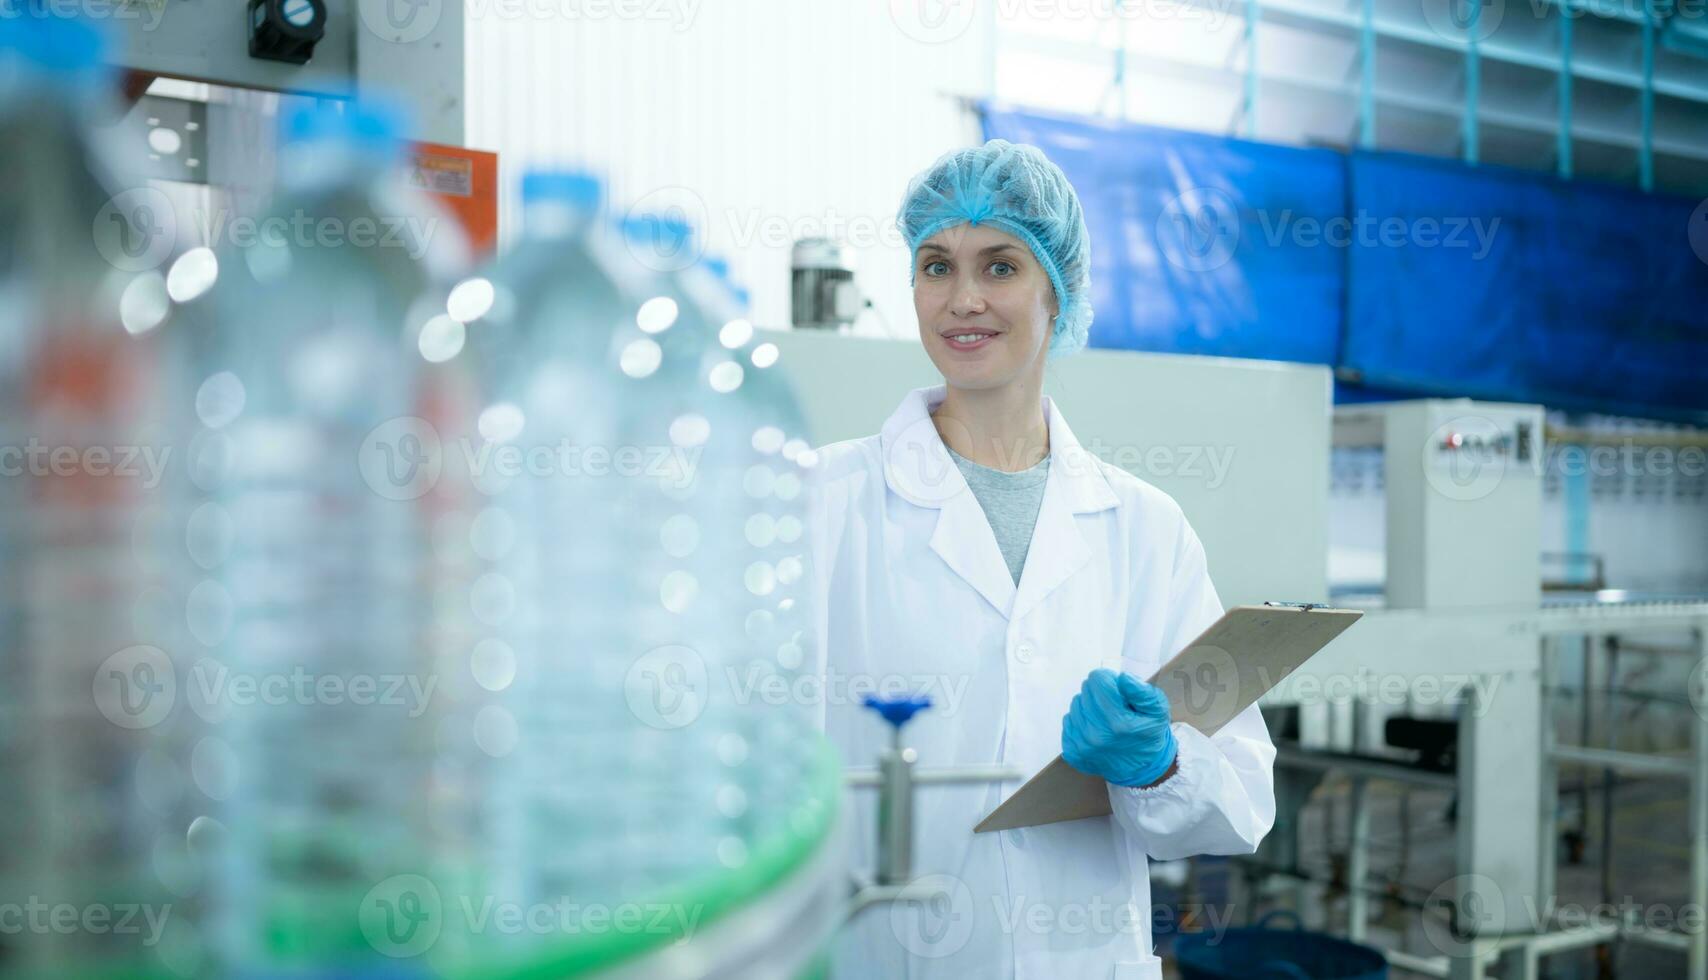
xmin=929 ymin=489 xmax=1018 ymax=618
xmin=1010 ymin=396 xmax=1120 ymax=622
xmin=880 ymin=386 xmax=1018 ymax=618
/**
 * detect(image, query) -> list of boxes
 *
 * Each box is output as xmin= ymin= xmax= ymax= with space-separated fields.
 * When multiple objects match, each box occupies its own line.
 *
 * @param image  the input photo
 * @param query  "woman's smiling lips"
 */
xmin=940 ymin=328 xmax=1000 ymax=352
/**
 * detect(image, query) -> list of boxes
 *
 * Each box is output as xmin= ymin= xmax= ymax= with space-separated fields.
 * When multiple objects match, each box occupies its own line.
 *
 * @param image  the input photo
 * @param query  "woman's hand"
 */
xmin=1061 ymin=668 xmax=1178 ymax=788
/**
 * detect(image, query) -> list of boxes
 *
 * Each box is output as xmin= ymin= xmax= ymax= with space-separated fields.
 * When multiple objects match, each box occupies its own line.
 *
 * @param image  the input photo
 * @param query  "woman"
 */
xmin=806 ymin=140 xmax=1277 ymax=979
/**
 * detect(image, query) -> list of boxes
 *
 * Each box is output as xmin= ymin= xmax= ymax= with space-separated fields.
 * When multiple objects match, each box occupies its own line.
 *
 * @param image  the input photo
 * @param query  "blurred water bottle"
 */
xmin=175 ymin=100 xmax=465 ymax=975
xmin=610 ymin=217 xmax=820 ymax=874
xmin=438 ymin=170 xmax=651 ymax=927
xmin=0 ymin=15 xmax=209 ymax=977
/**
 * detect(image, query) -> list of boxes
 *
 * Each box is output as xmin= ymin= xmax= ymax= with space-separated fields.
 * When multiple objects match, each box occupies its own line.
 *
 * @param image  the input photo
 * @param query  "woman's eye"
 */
xmin=923 ymin=260 xmax=949 ymax=277
xmin=989 ymin=260 xmax=1016 ymax=277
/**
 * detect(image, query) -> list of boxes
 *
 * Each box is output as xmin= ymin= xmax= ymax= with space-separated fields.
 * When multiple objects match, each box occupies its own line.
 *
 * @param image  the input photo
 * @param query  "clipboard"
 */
xmin=973 ymin=603 xmax=1363 ymax=834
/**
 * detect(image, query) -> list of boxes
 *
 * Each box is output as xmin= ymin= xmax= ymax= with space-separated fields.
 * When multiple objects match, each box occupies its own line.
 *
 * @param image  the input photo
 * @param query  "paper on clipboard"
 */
xmin=973 ymin=604 xmax=1363 ymax=834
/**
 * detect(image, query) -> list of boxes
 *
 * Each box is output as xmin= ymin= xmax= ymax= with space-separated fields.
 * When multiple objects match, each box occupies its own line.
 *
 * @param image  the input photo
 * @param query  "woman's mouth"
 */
xmin=942 ymin=330 xmax=999 ymax=352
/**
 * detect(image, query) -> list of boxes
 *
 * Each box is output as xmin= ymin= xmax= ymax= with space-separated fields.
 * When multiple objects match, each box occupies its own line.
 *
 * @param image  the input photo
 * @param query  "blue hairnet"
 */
xmin=899 ymin=139 xmax=1093 ymax=356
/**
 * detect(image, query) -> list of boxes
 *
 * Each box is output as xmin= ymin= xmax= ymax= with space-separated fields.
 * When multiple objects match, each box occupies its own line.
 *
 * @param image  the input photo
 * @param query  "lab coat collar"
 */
xmin=878 ymin=385 xmax=1120 ymax=619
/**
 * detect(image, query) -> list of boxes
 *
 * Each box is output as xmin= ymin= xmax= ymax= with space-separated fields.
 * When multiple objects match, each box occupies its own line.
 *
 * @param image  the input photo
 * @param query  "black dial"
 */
xmin=247 ymin=0 xmax=328 ymax=65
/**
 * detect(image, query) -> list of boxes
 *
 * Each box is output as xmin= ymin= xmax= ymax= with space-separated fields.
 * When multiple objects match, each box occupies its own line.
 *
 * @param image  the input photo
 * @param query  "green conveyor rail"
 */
xmin=26 ymin=734 xmax=843 ymax=980
xmin=440 ymin=734 xmax=842 ymax=979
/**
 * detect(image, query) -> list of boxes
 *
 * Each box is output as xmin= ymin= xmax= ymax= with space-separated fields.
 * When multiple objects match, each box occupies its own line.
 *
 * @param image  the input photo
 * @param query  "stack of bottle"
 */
xmin=0 ymin=15 xmax=209 ymax=976
xmin=433 ymin=185 xmax=822 ymax=966
xmin=172 ymin=102 xmax=468 ymax=975
xmin=3 ymin=15 xmax=822 ymax=971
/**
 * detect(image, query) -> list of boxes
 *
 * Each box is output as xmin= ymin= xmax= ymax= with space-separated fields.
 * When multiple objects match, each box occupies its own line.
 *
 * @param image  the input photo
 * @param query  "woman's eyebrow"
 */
xmin=917 ymin=243 xmax=1021 ymax=256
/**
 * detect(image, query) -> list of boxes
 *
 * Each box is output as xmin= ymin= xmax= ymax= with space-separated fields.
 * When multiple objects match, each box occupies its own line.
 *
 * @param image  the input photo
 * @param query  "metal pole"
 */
xmin=1349 ymin=775 xmax=1370 ymax=942
xmin=1639 ymin=0 xmax=1655 ymax=192
xmin=1557 ymin=3 xmax=1573 ymax=178
xmin=1450 ymin=684 xmax=1478 ymax=980
xmin=1579 ymin=636 xmax=1593 ymax=848
xmin=875 ymin=734 xmax=916 ymax=886
xmin=1539 ymin=636 xmax=1558 ymax=912
xmin=1463 ymin=0 xmax=1480 ymax=165
xmin=1359 ymin=0 xmax=1375 ymax=148
xmin=1245 ymin=0 xmax=1260 ymax=139
xmin=1601 ymin=636 xmax=1618 ymax=913
xmin=1690 ymin=625 xmax=1707 ymax=980
xmin=1349 ymin=698 xmax=1370 ymax=942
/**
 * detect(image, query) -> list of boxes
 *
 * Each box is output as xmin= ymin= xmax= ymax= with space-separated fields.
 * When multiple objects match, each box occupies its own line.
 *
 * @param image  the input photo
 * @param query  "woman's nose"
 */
xmin=949 ymin=280 xmax=986 ymax=317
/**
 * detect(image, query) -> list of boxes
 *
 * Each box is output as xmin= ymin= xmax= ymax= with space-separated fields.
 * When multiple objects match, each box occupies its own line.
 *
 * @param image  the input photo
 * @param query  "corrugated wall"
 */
xmin=465 ymin=1 xmax=993 ymax=337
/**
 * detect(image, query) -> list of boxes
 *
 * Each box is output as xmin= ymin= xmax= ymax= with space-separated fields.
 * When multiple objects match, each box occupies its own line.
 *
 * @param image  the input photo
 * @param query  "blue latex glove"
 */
xmin=1061 ymin=668 xmax=1178 ymax=788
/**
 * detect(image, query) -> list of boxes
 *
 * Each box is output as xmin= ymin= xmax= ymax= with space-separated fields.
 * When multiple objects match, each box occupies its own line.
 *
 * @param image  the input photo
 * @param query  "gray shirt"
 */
xmin=946 ymin=445 xmax=1051 ymax=585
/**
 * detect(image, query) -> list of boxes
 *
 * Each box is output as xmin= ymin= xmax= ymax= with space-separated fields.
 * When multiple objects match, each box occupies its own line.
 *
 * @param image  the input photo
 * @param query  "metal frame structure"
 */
xmin=1271 ymin=600 xmax=1708 ymax=980
xmin=1532 ymin=606 xmax=1708 ymax=980
xmin=106 ymin=0 xmax=465 ymax=144
xmin=1029 ymin=0 xmax=1705 ymax=194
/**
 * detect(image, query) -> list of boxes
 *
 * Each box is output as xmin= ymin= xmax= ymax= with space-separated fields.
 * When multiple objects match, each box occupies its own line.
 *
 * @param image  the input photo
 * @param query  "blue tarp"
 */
xmin=983 ymin=104 xmax=1345 ymax=366
xmin=1342 ymin=151 xmax=1708 ymax=422
xmin=982 ymin=105 xmax=1708 ymax=423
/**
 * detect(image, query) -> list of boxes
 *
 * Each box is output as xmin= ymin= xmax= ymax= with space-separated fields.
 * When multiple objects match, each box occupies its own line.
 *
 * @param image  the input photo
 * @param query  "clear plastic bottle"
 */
xmin=0 ymin=15 xmax=205 ymax=976
xmin=176 ymin=101 xmax=465 ymax=975
xmin=443 ymin=170 xmax=648 ymax=927
xmin=608 ymin=217 xmax=819 ymax=877
xmin=669 ymin=239 xmax=821 ymax=849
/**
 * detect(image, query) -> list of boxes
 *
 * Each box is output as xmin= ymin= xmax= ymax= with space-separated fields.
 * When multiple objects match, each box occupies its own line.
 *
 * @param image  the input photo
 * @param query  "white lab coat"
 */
xmin=804 ymin=385 xmax=1277 ymax=980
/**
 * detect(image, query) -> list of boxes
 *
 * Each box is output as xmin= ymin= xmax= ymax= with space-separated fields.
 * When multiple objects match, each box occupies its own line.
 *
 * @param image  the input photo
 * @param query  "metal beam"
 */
xmin=1464 ymin=0 xmax=1480 ymax=164
xmin=1360 ymin=0 xmax=1375 ymax=148
xmin=1246 ymin=0 xmax=1261 ymax=139
xmin=1640 ymin=0 xmax=1655 ymax=190
xmin=1559 ymin=8 xmax=1574 ymax=177
xmin=1691 ymin=627 xmax=1707 ymax=980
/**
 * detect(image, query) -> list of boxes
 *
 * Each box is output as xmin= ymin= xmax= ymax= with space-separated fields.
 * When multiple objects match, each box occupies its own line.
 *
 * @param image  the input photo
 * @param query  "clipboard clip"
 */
xmin=1263 ymin=600 xmax=1321 ymax=612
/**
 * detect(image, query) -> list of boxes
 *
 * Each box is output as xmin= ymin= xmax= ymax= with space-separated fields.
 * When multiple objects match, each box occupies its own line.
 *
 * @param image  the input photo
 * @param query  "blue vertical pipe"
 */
xmin=1246 ymin=0 xmax=1260 ymax=138
xmin=1559 ymin=3 xmax=1574 ymax=178
xmin=1565 ymin=442 xmax=1590 ymax=586
xmin=1114 ymin=11 xmax=1128 ymax=119
xmin=1464 ymin=0 xmax=1480 ymax=165
xmin=1360 ymin=0 xmax=1375 ymax=148
xmin=1640 ymin=0 xmax=1655 ymax=191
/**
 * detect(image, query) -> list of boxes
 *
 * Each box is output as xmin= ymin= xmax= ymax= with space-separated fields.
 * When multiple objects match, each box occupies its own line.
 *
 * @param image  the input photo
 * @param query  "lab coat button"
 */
xmin=1014 ymin=642 xmax=1034 ymax=663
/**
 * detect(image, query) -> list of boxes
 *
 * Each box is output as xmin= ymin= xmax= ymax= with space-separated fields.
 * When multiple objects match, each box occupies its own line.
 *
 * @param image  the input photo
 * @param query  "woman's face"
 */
xmin=913 ymin=223 xmax=1057 ymax=392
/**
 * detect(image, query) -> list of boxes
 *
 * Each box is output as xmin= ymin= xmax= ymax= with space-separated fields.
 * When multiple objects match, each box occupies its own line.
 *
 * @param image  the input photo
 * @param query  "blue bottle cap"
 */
xmin=281 ymin=98 xmax=410 ymax=162
xmin=0 ymin=12 xmax=111 ymax=82
xmin=621 ymin=214 xmax=695 ymax=258
xmin=521 ymin=170 xmax=602 ymax=210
